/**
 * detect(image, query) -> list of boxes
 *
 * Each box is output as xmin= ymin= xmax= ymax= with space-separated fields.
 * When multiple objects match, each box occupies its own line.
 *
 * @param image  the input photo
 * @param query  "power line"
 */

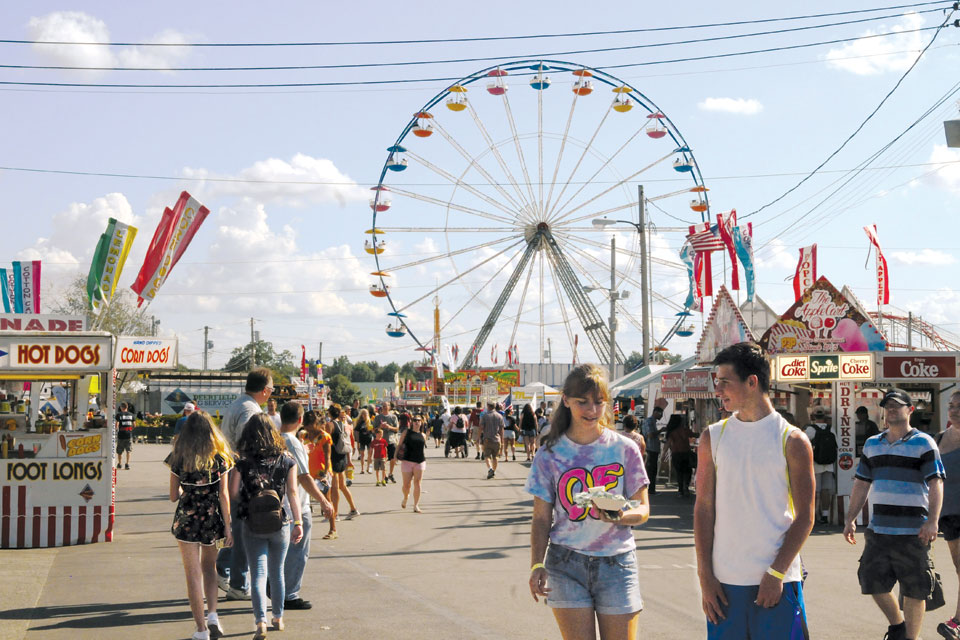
xmin=3 ymin=2 xmax=948 ymax=48
xmin=0 ymin=25 xmax=944 ymax=89
xmin=3 ymin=9 xmax=945 ymax=73
xmin=1 ymin=160 xmax=956 ymax=186
xmin=744 ymin=7 xmax=958 ymax=220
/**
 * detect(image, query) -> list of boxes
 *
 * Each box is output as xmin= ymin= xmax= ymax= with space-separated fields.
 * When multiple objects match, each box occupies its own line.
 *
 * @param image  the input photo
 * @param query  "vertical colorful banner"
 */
xmin=793 ymin=244 xmax=817 ymax=302
xmin=679 ymin=241 xmax=701 ymax=311
xmin=863 ymin=224 xmax=890 ymax=305
xmin=87 ymin=219 xmax=137 ymax=311
xmin=716 ymin=210 xmax=739 ymax=291
xmin=0 ymin=268 xmax=15 ymax=312
xmin=732 ymin=223 xmax=755 ymax=302
xmin=130 ymin=191 xmax=211 ymax=306
xmin=300 ymin=345 xmax=307 ymax=382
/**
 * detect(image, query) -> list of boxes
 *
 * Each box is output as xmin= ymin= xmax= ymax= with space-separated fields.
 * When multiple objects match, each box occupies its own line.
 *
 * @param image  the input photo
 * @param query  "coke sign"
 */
xmin=777 ymin=356 xmax=808 ymax=381
xmin=882 ymin=354 xmax=957 ymax=381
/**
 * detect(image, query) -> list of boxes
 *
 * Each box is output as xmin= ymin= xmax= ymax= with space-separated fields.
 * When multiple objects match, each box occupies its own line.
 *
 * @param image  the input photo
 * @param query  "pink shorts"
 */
xmin=400 ymin=460 xmax=426 ymax=473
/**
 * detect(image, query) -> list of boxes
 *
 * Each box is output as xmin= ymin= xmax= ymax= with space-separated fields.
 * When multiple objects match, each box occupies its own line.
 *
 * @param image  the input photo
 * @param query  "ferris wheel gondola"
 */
xmin=369 ymin=60 xmax=710 ymax=368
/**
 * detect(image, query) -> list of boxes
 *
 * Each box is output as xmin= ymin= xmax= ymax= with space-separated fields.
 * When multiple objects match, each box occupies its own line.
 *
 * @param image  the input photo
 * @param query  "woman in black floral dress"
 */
xmin=166 ymin=411 xmax=234 ymax=640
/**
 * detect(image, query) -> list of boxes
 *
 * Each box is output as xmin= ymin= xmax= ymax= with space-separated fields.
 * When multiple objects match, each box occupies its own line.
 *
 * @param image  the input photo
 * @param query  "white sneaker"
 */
xmin=208 ymin=619 xmax=224 ymax=640
xmin=225 ymin=586 xmax=251 ymax=601
xmin=217 ymin=574 xmax=229 ymax=593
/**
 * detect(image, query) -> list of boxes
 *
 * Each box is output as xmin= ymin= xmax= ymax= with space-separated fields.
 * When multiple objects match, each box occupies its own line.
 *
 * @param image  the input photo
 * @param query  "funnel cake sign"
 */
xmin=759 ymin=277 xmax=887 ymax=354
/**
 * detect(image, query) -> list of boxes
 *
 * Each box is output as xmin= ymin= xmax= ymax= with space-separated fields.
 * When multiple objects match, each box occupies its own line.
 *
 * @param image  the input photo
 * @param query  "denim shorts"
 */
xmin=544 ymin=544 xmax=643 ymax=615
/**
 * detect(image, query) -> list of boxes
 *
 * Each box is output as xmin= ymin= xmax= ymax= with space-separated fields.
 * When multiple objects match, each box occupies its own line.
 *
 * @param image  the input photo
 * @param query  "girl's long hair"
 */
xmin=541 ymin=364 xmax=611 ymax=450
xmin=358 ymin=408 xmax=370 ymax=427
xmin=236 ymin=413 xmax=286 ymax=459
xmin=520 ymin=404 xmax=537 ymax=431
xmin=169 ymin=411 xmax=234 ymax=473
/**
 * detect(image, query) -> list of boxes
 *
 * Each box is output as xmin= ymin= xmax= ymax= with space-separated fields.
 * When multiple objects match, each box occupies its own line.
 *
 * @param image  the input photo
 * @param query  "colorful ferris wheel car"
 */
xmin=646 ymin=112 xmax=667 ymax=138
xmin=486 ymin=68 xmax=508 ymax=95
xmin=612 ymin=86 xmax=633 ymax=112
xmin=386 ymin=145 xmax=408 ymax=172
xmin=412 ymin=112 xmax=434 ymax=138
xmin=446 ymin=84 xmax=468 ymax=111
xmin=529 ymin=64 xmax=551 ymax=90
xmin=370 ymin=185 xmax=391 ymax=212
xmin=370 ymin=284 xmax=389 ymax=298
xmin=386 ymin=323 xmax=407 ymax=338
xmin=572 ymin=69 xmax=594 ymax=96
xmin=365 ymin=239 xmax=386 ymax=255
xmin=673 ymin=147 xmax=694 ymax=173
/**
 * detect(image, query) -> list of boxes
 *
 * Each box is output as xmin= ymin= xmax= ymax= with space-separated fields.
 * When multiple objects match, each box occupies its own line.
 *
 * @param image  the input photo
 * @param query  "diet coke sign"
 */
xmin=777 ymin=356 xmax=808 ymax=381
xmin=881 ymin=354 xmax=957 ymax=381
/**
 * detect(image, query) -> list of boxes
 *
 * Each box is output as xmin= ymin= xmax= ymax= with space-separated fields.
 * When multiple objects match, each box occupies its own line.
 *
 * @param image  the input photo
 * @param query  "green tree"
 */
xmin=327 ymin=374 xmax=361 ymax=406
xmin=376 ymin=362 xmax=399 ymax=382
xmin=223 ymin=339 xmax=298 ymax=383
xmin=50 ymin=275 xmax=152 ymax=336
xmin=624 ymin=351 xmax=646 ymax=373
xmin=326 ymin=355 xmax=353 ymax=380
xmin=351 ymin=362 xmax=375 ymax=382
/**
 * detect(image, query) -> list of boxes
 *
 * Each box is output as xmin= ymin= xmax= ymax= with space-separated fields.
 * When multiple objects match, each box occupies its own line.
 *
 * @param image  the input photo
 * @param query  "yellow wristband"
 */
xmin=530 ymin=563 xmax=545 ymax=572
xmin=293 ymin=520 xmax=303 ymax=525
xmin=766 ymin=567 xmax=785 ymax=580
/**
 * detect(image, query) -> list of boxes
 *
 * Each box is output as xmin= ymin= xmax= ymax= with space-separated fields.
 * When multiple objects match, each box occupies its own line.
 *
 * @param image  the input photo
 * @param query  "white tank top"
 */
xmin=709 ymin=411 xmax=804 ymax=585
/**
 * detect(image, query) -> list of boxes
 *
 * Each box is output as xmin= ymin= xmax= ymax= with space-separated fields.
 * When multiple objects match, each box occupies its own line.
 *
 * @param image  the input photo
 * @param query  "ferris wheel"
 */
xmin=368 ymin=60 xmax=709 ymax=369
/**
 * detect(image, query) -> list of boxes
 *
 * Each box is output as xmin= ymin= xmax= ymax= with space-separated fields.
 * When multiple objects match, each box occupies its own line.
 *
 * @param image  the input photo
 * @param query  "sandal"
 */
xmin=271 ymin=618 xmax=284 ymax=631
xmin=253 ymin=622 xmax=268 ymax=640
xmin=322 ymin=531 xmax=338 ymax=540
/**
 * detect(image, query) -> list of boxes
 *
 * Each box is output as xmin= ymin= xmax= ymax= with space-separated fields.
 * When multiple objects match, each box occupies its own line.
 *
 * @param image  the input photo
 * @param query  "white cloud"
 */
xmin=754 ymin=239 xmax=797 ymax=270
xmin=28 ymin=11 xmax=190 ymax=72
xmin=824 ymin=12 xmax=926 ymax=75
xmin=928 ymin=144 xmax=960 ymax=193
xmin=697 ymin=97 xmax=764 ymax=116
xmin=890 ymin=248 xmax=957 ymax=266
xmin=183 ymin=153 xmax=367 ymax=208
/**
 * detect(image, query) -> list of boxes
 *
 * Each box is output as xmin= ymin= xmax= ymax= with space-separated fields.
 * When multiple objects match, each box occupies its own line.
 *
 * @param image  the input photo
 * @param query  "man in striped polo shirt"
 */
xmin=843 ymin=388 xmax=945 ymax=640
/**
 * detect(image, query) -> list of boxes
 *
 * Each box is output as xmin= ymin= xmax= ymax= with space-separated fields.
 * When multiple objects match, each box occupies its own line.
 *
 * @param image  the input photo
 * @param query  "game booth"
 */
xmin=1 ymin=332 xmax=177 ymax=548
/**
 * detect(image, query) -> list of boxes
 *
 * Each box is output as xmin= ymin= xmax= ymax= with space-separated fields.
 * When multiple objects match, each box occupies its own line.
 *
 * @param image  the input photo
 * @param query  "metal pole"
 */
xmin=318 ymin=343 xmax=323 ymax=365
xmin=638 ymin=185 xmax=651 ymax=368
xmin=609 ymin=236 xmax=617 ymax=382
xmin=203 ymin=326 xmax=210 ymax=370
xmin=907 ymin=312 xmax=913 ymax=350
xmin=250 ymin=318 xmax=256 ymax=368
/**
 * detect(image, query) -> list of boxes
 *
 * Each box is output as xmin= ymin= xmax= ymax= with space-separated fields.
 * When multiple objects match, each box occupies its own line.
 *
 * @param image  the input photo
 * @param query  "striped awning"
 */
xmin=660 ymin=391 xmax=716 ymax=400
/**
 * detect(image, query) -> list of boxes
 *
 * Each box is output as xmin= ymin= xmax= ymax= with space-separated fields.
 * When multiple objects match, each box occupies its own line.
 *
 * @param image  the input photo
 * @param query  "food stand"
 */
xmin=0 ymin=332 xmax=115 ymax=548
xmin=0 ymin=332 xmax=179 ymax=548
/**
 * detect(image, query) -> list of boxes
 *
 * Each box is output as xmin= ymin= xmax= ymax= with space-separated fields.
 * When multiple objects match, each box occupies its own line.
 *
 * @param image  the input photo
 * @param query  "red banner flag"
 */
xmin=300 ymin=345 xmax=307 ymax=382
xmin=793 ymin=244 xmax=817 ymax=302
xmin=863 ymin=225 xmax=890 ymax=305
xmin=716 ymin=210 xmax=739 ymax=290
xmin=130 ymin=191 xmax=210 ymax=306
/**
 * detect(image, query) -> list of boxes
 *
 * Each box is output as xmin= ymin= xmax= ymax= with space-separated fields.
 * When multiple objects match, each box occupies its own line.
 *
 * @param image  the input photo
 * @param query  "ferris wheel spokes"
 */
xmin=380 ymin=235 xmax=520 ymax=273
xmin=548 ymin=151 xmax=674 ymax=227
xmin=397 ymin=238 xmax=526 ymax=313
xmin=542 ymin=91 xmax=579 ymax=218
xmin=498 ymin=91 xmax=540 ymax=215
xmin=552 ymin=199 xmax=639 ymax=229
xmin=542 ymin=105 xmax=613 ymax=223
xmin=544 ymin=125 xmax=646 ymax=227
xmin=431 ymin=121 xmax=526 ymax=213
xmin=466 ymin=102 xmax=534 ymax=215
xmin=439 ymin=243 xmax=531 ymax=334
xmin=546 ymin=254 xmax=579 ymax=359
xmin=405 ymin=151 xmax=521 ymax=221
xmin=388 ymin=187 xmax=515 ymax=225
xmin=506 ymin=254 xmax=537 ymax=358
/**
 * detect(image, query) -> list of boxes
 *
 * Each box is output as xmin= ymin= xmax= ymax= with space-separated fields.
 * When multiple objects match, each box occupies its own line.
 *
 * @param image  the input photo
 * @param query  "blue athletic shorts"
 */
xmin=707 ymin=581 xmax=808 ymax=640
xmin=544 ymin=544 xmax=643 ymax=615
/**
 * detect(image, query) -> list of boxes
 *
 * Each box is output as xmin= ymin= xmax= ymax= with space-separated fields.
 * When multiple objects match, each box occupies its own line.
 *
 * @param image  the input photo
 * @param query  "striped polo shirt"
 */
xmin=856 ymin=428 xmax=945 ymax=535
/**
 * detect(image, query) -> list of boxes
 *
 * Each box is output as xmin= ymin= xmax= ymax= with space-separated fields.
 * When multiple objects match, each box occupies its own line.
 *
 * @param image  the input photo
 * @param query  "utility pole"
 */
xmin=318 ymin=342 xmax=323 ymax=365
xmin=203 ymin=326 xmax=210 ymax=370
xmin=249 ymin=318 xmax=256 ymax=368
xmin=608 ymin=235 xmax=617 ymax=383
xmin=639 ymin=184 xmax=651 ymax=368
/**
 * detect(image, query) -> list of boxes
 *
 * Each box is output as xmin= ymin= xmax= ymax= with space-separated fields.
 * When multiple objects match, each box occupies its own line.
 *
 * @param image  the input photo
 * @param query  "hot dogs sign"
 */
xmin=0 ymin=335 xmax=177 ymax=371
xmin=759 ymin=277 xmax=887 ymax=355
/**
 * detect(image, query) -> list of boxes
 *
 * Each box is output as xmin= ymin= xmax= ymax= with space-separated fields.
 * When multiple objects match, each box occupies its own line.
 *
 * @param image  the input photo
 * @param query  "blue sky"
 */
xmin=1 ymin=2 xmax=958 ymax=370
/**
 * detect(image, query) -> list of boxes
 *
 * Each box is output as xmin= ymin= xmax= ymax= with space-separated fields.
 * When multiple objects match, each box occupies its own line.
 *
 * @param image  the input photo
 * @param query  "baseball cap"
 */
xmin=183 ymin=402 xmax=196 ymax=412
xmin=879 ymin=388 xmax=912 ymax=408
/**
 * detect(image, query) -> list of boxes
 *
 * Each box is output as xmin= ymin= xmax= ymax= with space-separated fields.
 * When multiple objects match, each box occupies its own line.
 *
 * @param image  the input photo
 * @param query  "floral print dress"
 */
xmin=165 ymin=453 xmax=230 ymax=545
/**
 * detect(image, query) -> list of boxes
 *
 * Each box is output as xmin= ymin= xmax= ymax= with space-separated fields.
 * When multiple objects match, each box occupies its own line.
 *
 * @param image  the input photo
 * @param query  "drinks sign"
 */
xmin=777 ymin=356 xmax=808 ymax=381
xmin=881 ymin=354 xmax=957 ymax=381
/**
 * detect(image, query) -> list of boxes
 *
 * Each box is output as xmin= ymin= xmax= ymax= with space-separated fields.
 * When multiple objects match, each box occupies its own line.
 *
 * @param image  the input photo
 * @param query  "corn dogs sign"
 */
xmin=114 ymin=337 xmax=178 ymax=370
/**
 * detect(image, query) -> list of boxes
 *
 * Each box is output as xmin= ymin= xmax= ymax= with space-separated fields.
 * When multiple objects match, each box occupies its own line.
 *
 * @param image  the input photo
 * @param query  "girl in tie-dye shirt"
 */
xmin=527 ymin=364 xmax=650 ymax=637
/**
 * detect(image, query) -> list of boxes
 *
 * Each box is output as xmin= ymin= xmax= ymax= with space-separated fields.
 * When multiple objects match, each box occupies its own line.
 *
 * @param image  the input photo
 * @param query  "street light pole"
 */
xmin=609 ymin=236 xmax=617 ymax=383
xmin=638 ymin=185 xmax=651 ymax=368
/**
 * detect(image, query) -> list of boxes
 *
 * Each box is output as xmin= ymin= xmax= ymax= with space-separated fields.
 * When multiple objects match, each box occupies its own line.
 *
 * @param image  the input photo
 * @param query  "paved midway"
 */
xmin=2 ymin=442 xmax=957 ymax=639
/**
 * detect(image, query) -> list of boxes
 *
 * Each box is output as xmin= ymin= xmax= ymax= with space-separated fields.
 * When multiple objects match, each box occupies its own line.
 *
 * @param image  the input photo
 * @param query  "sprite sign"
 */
xmin=809 ymin=355 xmax=840 ymax=381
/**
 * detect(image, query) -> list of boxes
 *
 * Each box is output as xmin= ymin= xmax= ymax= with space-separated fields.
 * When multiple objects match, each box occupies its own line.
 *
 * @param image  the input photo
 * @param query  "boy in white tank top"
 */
xmin=694 ymin=342 xmax=816 ymax=639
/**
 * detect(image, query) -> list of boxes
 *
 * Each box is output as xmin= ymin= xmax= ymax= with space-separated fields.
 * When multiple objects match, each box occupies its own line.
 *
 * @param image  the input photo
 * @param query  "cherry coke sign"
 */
xmin=881 ymin=354 xmax=957 ymax=381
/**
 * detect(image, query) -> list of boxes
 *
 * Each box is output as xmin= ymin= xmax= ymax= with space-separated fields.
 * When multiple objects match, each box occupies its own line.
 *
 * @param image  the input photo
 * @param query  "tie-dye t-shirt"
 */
xmin=525 ymin=429 xmax=648 ymax=556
